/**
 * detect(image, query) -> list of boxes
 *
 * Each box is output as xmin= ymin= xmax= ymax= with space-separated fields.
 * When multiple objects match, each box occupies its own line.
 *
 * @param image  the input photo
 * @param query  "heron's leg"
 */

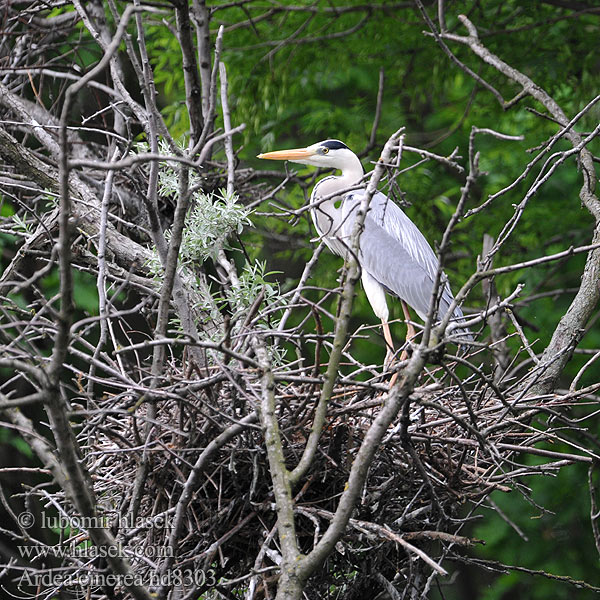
xmin=381 ymin=319 xmax=395 ymax=368
xmin=400 ymin=300 xmax=416 ymax=361
xmin=360 ymin=271 xmax=394 ymax=368
xmin=389 ymin=301 xmax=415 ymax=387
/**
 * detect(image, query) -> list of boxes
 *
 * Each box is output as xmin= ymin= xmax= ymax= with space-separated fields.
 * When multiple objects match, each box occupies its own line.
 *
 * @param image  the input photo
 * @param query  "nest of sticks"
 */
xmin=67 ymin=342 xmax=558 ymax=600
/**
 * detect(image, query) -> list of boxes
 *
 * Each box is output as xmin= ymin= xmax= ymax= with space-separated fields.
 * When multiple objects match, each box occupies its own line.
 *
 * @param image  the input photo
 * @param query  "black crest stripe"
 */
xmin=322 ymin=140 xmax=349 ymax=150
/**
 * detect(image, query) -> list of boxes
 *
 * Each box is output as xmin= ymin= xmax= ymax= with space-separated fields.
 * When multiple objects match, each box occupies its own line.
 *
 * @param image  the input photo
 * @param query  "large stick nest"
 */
xmin=63 ymin=345 xmax=557 ymax=600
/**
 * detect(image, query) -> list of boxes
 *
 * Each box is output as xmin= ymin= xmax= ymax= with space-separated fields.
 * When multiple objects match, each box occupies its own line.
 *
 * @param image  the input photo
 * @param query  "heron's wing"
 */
xmin=368 ymin=191 xmax=440 ymax=277
xmin=341 ymin=191 xmax=462 ymax=325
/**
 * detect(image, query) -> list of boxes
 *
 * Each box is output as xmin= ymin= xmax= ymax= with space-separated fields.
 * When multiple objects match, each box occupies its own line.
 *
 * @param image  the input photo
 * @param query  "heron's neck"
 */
xmin=332 ymin=155 xmax=364 ymax=191
xmin=313 ymin=155 xmax=364 ymax=199
xmin=310 ymin=154 xmax=364 ymax=253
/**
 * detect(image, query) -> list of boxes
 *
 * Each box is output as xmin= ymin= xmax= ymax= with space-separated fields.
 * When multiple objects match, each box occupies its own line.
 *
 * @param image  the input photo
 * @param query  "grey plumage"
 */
xmin=340 ymin=190 xmax=472 ymax=341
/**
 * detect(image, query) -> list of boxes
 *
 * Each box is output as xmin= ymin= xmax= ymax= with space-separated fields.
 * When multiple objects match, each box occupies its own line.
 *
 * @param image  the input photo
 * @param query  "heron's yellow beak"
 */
xmin=257 ymin=147 xmax=315 ymax=160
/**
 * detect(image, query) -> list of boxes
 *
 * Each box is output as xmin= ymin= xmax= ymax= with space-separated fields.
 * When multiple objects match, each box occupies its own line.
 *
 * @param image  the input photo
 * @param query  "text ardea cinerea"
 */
xmin=258 ymin=139 xmax=472 ymax=363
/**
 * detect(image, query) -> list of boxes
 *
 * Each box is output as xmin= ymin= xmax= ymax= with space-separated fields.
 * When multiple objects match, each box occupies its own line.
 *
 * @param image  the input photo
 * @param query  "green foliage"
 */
xmin=0 ymin=427 xmax=33 ymax=459
xmin=41 ymin=270 xmax=99 ymax=316
xmin=472 ymin=456 xmax=600 ymax=600
xmin=138 ymin=140 xmax=253 ymax=273
xmin=10 ymin=213 xmax=33 ymax=236
xmin=139 ymin=149 xmax=288 ymax=362
xmin=226 ymin=260 xmax=282 ymax=315
xmin=178 ymin=190 xmax=252 ymax=263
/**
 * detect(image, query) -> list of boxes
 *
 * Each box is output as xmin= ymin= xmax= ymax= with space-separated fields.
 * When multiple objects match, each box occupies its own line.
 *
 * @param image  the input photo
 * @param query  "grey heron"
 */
xmin=257 ymin=139 xmax=472 ymax=363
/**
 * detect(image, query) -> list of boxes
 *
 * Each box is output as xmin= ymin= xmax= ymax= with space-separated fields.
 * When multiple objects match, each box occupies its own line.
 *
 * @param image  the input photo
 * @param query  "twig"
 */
xmin=219 ymin=61 xmax=236 ymax=196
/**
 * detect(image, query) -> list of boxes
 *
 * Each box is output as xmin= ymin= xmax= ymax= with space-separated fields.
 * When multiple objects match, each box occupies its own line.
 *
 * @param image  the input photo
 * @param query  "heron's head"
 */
xmin=257 ymin=139 xmax=361 ymax=172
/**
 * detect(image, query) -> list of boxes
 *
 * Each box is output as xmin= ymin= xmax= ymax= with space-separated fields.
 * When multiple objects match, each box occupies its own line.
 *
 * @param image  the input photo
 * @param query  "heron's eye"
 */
xmin=322 ymin=147 xmax=329 ymax=154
